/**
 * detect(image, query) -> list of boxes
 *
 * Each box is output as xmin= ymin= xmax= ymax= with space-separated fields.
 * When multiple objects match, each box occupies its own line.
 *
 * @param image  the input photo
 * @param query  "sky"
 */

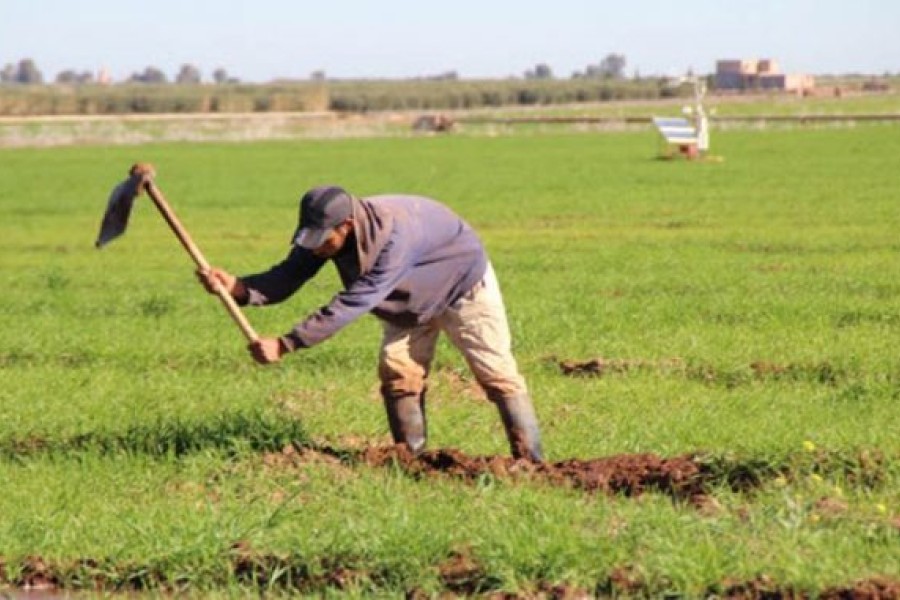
xmin=1 ymin=0 xmax=898 ymax=83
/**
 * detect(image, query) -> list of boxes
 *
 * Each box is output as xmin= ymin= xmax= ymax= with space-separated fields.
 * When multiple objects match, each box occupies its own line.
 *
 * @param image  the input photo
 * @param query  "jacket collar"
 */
xmin=349 ymin=196 xmax=393 ymax=276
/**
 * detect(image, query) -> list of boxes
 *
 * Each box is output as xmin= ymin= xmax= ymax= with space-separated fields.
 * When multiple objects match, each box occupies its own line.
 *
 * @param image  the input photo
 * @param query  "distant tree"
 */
xmin=14 ymin=59 xmax=44 ymax=84
xmin=212 ymin=67 xmax=229 ymax=84
xmin=598 ymin=53 xmax=627 ymax=79
xmin=578 ymin=53 xmax=627 ymax=80
xmin=525 ymin=63 xmax=553 ymax=80
xmin=130 ymin=66 xmax=168 ymax=84
xmin=0 ymin=63 xmax=15 ymax=83
xmin=56 ymin=70 xmax=94 ymax=84
xmin=175 ymin=64 xmax=202 ymax=84
xmin=310 ymin=70 xmax=326 ymax=81
xmin=419 ymin=71 xmax=458 ymax=81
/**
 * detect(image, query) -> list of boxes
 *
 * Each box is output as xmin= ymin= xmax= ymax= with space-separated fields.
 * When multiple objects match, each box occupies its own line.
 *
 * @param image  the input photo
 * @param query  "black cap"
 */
xmin=292 ymin=186 xmax=353 ymax=249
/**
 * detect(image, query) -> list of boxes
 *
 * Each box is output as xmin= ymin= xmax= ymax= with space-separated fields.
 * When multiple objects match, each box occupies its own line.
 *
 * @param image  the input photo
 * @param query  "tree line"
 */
xmin=0 ymin=59 xmax=238 ymax=85
xmin=0 ymin=53 xmax=699 ymax=116
xmin=1 ymin=53 xmax=633 ymax=86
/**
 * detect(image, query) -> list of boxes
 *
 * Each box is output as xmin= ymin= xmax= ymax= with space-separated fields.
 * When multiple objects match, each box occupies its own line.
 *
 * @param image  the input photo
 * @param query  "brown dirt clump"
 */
xmin=360 ymin=444 xmax=707 ymax=501
xmin=557 ymin=357 xmax=844 ymax=386
xmin=548 ymin=453 xmax=702 ymax=497
xmin=230 ymin=541 xmax=368 ymax=591
xmin=717 ymin=576 xmax=900 ymax=600
xmin=7 ymin=555 xmax=60 ymax=590
xmin=819 ymin=577 xmax=900 ymax=600
xmin=261 ymin=442 xmax=347 ymax=469
xmin=437 ymin=550 xmax=499 ymax=595
xmin=557 ymin=357 xmax=682 ymax=377
xmin=2 ymin=551 xmax=898 ymax=598
xmin=718 ymin=574 xmax=800 ymax=598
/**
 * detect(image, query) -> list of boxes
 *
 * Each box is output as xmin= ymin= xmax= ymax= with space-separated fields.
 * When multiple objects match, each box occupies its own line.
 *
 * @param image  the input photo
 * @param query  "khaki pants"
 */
xmin=378 ymin=263 xmax=528 ymax=403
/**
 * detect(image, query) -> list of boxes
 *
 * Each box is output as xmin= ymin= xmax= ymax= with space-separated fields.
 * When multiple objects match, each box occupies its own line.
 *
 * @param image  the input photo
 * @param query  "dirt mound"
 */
xmin=718 ymin=575 xmax=900 ymax=600
xmin=360 ymin=445 xmax=707 ymax=501
xmin=558 ymin=357 xmax=682 ymax=377
xmin=3 ymin=555 xmax=60 ymax=590
xmin=557 ymin=357 xmax=845 ymax=386
xmin=820 ymin=577 xmax=900 ymax=600
xmin=3 ymin=550 xmax=898 ymax=598
xmin=230 ymin=541 xmax=367 ymax=592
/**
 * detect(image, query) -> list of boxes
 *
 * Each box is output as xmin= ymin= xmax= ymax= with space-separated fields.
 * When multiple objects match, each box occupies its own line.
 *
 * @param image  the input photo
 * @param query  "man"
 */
xmin=197 ymin=186 xmax=543 ymax=461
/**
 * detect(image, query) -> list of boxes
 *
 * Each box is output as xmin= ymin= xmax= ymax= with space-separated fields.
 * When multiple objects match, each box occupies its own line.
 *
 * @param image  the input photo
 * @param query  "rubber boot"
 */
xmin=494 ymin=394 xmax=543 ymax=462
xmin=383 ymin=392 xmax=427 ymax=455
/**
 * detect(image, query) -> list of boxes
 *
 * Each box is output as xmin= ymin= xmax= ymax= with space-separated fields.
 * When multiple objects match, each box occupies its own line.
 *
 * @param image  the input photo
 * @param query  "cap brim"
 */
xmin=294 ymin=227 xmax=332 ymax=249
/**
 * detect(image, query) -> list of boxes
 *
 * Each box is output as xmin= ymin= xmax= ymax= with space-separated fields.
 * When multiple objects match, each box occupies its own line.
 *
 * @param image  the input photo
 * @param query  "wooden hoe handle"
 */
xmin=131 ymin=164 xmax=260 ymax=343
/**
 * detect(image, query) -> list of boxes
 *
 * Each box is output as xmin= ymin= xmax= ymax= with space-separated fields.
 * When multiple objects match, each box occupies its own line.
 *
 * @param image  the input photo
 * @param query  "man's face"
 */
xmin=311 ymin=219 xmax=353 ymax=258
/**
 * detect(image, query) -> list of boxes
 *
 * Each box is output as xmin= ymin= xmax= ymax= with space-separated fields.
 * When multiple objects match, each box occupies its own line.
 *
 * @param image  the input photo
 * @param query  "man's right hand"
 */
xmin=196 ymin=267 xmax=248 ymax=302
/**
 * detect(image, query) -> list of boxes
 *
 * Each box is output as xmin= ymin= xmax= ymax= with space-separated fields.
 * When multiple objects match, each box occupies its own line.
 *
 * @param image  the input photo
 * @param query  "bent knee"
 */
xmin=477 ymin=374 xmax=528 ymax=403
xmin=379 ymin=361 xmax=427 ymax=398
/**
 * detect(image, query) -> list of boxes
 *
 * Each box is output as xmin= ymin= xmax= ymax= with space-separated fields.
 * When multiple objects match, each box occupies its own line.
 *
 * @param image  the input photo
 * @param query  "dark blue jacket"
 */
xmin=240 ymin=194 xmax=488 ymax=348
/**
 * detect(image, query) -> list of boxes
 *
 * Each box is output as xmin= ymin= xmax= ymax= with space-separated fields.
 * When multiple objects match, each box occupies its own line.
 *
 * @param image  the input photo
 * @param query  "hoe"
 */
xmin=95 ymin=163 xmax=258 ymax=342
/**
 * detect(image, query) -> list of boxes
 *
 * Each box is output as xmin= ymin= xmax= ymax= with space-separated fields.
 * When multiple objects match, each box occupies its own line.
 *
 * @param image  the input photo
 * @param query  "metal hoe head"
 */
xmin=92 ymin=162 xmax=260 ymax=343
xmin=94 ymin=163 xmax=156 ymax=248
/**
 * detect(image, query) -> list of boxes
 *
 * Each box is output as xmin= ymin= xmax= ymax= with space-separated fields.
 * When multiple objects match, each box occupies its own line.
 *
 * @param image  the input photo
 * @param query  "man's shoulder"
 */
xmin=366 ymin=194 xmax=455 ymax=218
xmin=365 ymin=194 xmax=440 ymax=206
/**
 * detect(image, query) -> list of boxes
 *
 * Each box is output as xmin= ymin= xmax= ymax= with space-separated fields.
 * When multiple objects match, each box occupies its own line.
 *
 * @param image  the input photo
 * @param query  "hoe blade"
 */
xmin=94 ymin=175 xmax=143 ymax=248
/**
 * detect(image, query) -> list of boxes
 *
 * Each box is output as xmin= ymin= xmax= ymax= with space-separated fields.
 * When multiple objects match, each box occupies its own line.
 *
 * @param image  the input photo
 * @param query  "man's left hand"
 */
xmin=248 ymin=337 xmax=287 ymax=365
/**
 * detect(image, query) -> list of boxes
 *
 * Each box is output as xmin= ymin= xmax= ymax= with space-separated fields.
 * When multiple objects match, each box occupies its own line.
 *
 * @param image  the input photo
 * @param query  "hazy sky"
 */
xmin=1 ymin=0 xmax=897 ymax=82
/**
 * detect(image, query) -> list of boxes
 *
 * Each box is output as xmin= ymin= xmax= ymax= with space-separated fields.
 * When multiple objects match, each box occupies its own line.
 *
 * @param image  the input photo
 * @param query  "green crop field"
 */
xmin=1 ymin=124 xmax=899 ymax=597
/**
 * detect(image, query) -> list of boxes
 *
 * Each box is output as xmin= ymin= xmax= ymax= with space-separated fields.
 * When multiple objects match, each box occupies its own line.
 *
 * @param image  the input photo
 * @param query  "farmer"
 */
xmin=197 ymin=186 xmax=543 ymax=461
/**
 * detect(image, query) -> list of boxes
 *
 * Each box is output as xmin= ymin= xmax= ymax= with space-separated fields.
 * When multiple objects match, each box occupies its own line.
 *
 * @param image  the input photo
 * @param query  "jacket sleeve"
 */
xmin=283 ymin=235 xmax=413 ymax=349
xmin=239 ymin=246 xmax=326 ymax=306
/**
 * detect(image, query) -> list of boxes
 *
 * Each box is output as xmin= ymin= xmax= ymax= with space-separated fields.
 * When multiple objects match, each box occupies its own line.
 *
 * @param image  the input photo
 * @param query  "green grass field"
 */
xmin=1 ymin=124 xmax=898 ymax=596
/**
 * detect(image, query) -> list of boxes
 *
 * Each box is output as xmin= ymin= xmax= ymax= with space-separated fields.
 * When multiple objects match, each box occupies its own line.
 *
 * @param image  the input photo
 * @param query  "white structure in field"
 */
xmin=652 ymin=76 xmax=710 ymax=158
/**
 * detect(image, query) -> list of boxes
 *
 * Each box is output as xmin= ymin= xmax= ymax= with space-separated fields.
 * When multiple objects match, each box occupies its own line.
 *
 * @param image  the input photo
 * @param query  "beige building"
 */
xmin=96 ymin=67 xmax=112 ymax=85
xmin=715 ymin=59 xmax=814 ymax=93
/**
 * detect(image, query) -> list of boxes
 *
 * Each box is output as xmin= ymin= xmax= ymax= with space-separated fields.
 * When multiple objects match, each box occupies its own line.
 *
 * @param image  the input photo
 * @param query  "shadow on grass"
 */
xmin=0 ymin=410 xmax=308 ymax=460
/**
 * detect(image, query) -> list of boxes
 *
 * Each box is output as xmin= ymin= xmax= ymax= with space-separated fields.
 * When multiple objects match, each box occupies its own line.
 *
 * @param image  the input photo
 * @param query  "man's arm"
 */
xmin=281 ymin=236 xmax=413 ymax=350
xmin=196 ymin=247 xmax=329 ymax=365
xmin=237 ymin=246 xmax=326 ymax=306
xmin=197 ymin=246 xmax=325 ymax=305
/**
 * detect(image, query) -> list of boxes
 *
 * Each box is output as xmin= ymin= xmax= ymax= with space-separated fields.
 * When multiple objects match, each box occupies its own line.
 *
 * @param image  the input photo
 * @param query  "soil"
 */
xmin=353 ymin=444 xmax=716 ymax=503
xmin=719 ymin=575 xmax=900 ymax=600
xmin=3 ymin=446 xmax=896 ymax=597
xmin=333 ymin=444 xmax=889 ymax=508
xmin=2 ymin=556 xmax=59 ymax=590
xmin=557 ymin=357 xmax=683 ymax=377
xmin=263 ymin=442 xmax=778 ymax=506
xmin=229 ymin=541 xmax=368 ymax=592
xmin=557 ymin=357 xmax=844 ymax=386
xmin=4 ymin=542 xmax=899 ymax=598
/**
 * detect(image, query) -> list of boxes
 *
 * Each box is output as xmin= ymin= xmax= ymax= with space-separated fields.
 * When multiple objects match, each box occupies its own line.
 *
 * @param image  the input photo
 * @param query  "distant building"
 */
xmin=96 ymin=67 xmax=111 ymax=85
xmin=715 ymin=59 xmax=814 ymax=94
